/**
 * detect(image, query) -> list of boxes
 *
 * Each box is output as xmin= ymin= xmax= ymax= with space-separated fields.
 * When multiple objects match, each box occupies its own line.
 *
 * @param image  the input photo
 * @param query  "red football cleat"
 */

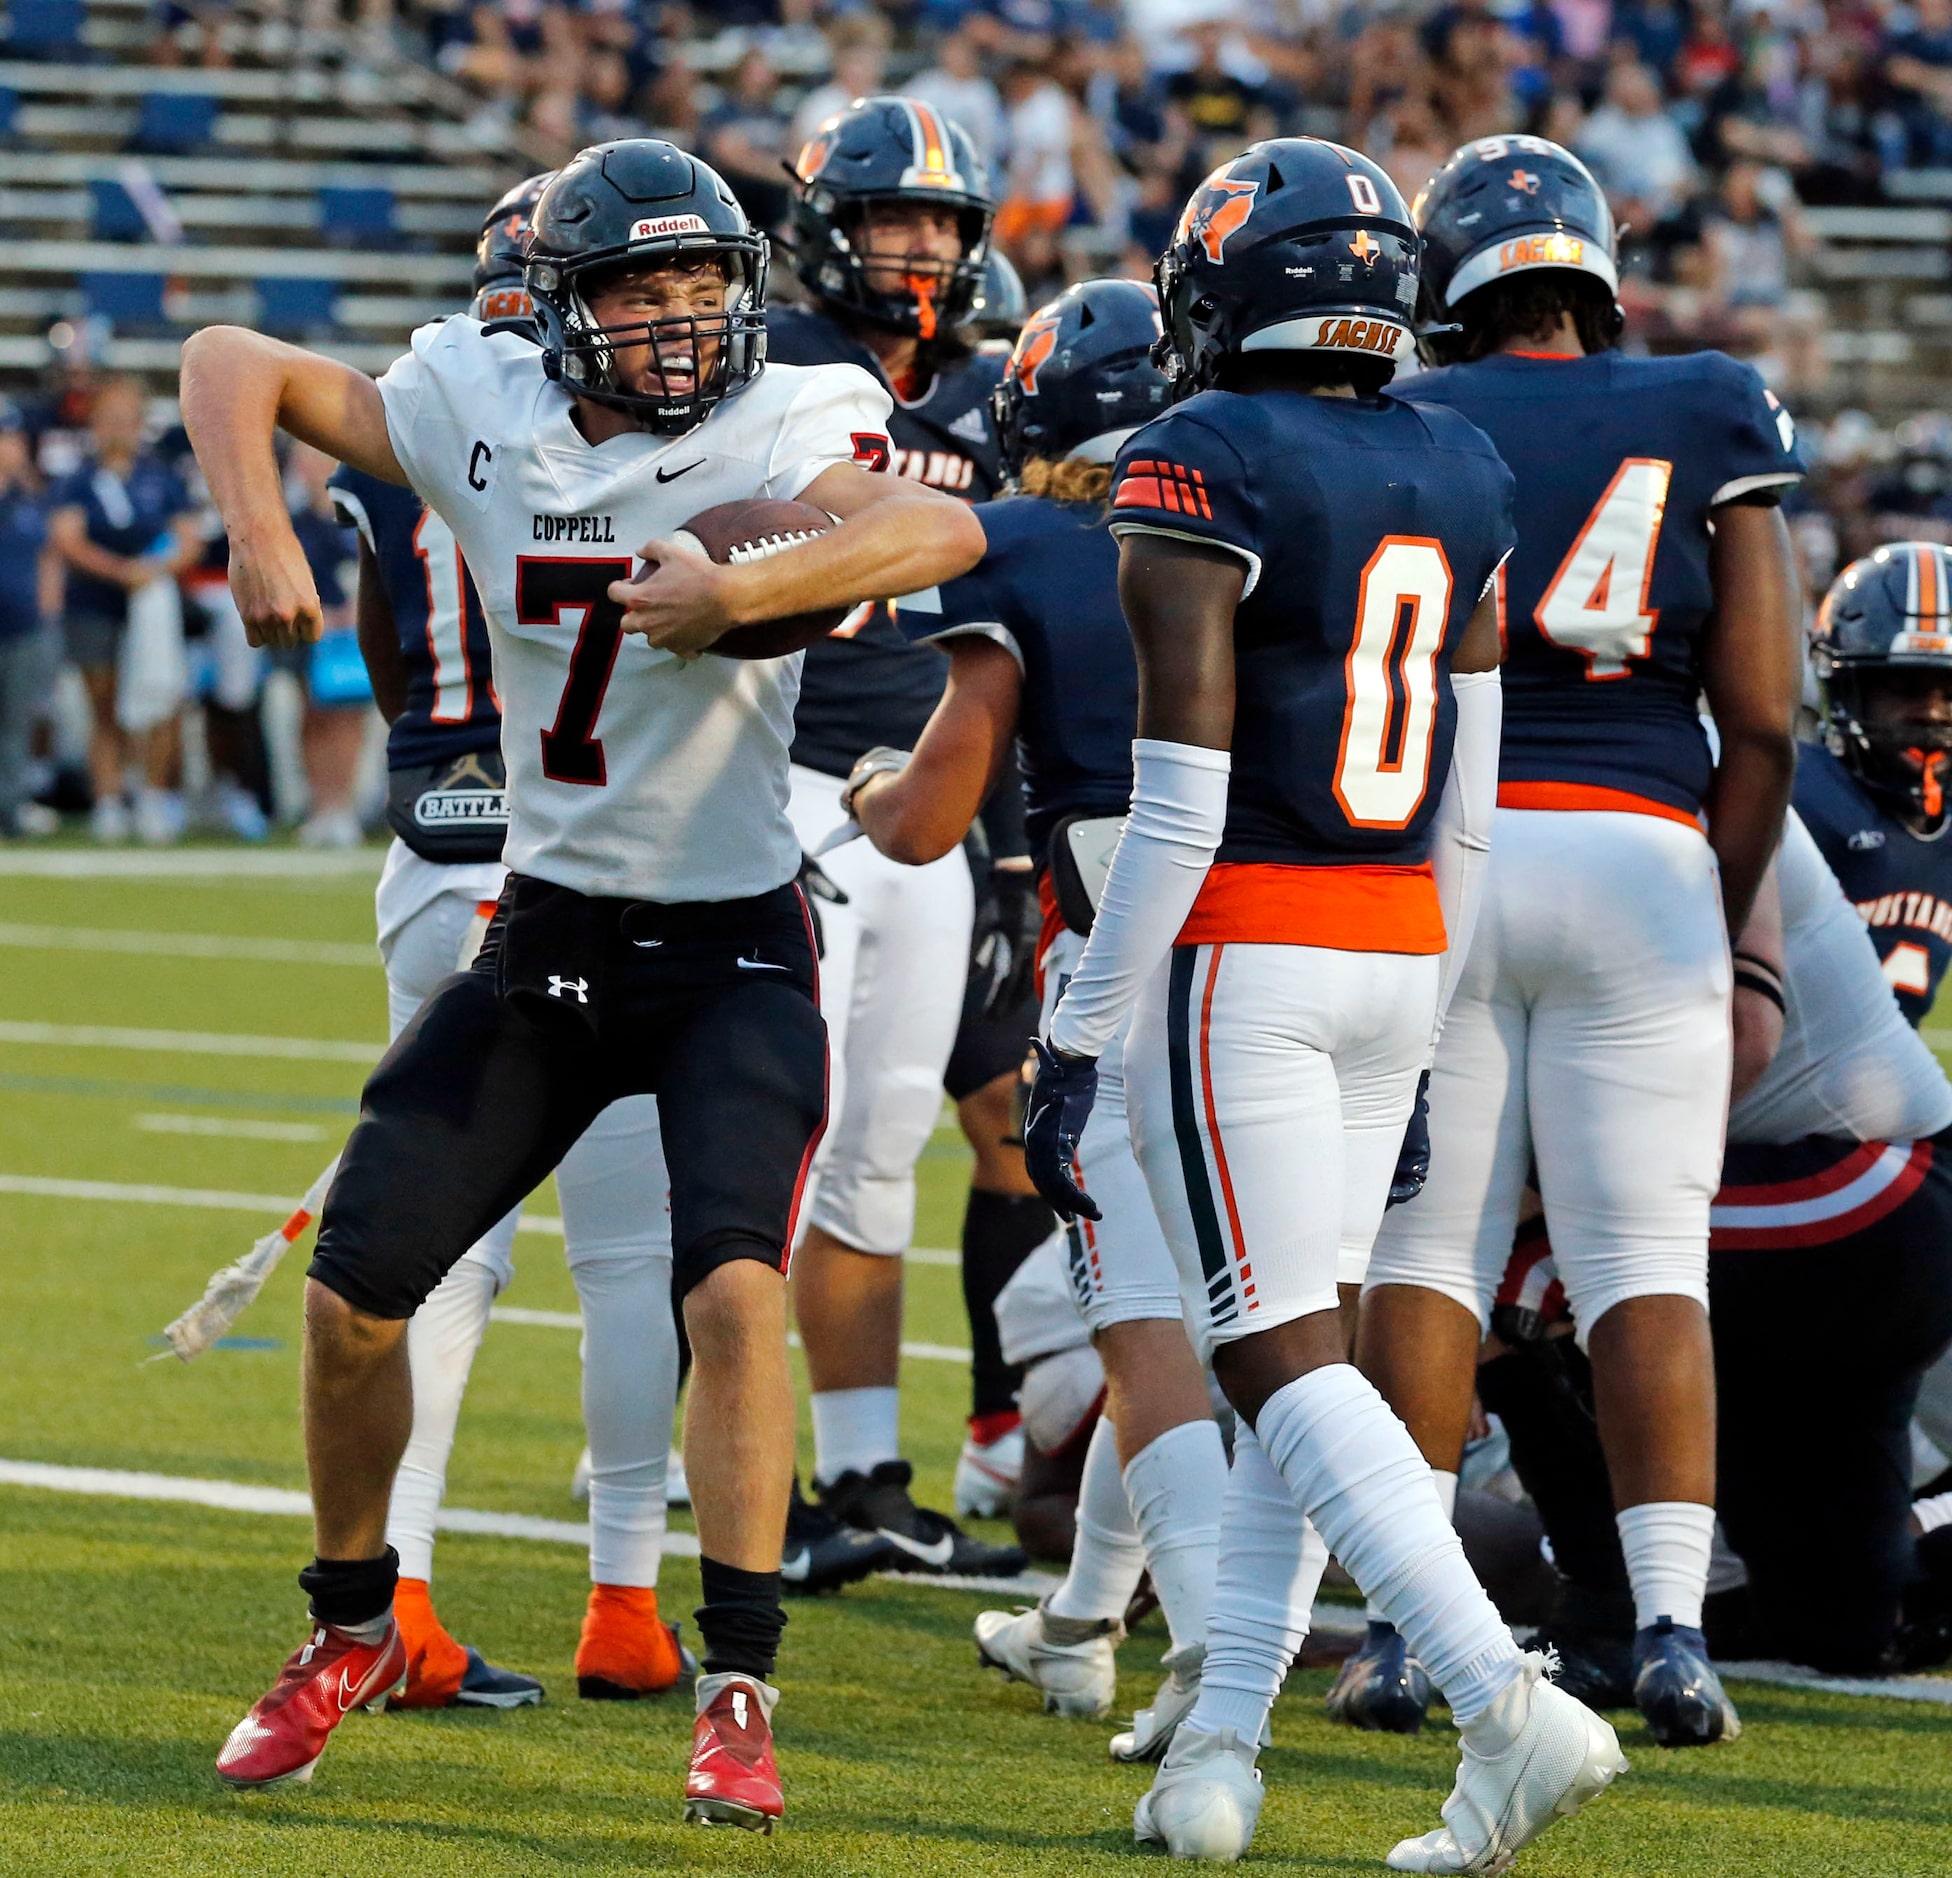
xmin=215 ymin=1619 xmax=407 ymax=1790
xmin=683 ymin=1671 xmax=783 ymax=1832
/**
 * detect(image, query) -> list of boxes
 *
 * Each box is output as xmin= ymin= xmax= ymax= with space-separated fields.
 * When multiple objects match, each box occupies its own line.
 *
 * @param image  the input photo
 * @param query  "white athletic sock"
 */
xmin=1366 ymin=1469 xmax=1457 ymax=1624
xmin=573 ymin=1251 xmax=676 ymax=1588
xmin=811 ymin=1386 xmax=901 ymax=1487
xmin=385 ymin=1255 xmax=499 ymax=1582
xmin=1915 ymin=1491 xmax=1952 ymax=1537
xmin=1046 ymin=1415 xmax=1147 ymax=1623
xmin=1186 ymin=1421 xmax=1331 ymax=1743
xmin=1617 ymin=1500 xmax=1716 ymax=1631
xmin=1255 ymin=1365 xmax=1521 ymax=1727
xmin=1123 ymin=1418 xmax=1227 ymax=1656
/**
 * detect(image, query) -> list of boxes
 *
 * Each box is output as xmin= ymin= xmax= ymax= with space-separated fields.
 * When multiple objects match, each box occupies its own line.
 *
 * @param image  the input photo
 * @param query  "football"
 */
xmin=672 ymin=497 xmax=846 ymax=659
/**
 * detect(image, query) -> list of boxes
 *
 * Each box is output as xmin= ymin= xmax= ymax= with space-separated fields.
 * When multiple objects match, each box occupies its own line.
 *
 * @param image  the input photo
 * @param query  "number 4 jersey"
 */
xmin=1108 ymin=385 xmax=1514 ymax=950
xmin=375 ymin=317 xmax=892 ymax=903
xmin=1399 ymin=349 xmax=1806 ymax=821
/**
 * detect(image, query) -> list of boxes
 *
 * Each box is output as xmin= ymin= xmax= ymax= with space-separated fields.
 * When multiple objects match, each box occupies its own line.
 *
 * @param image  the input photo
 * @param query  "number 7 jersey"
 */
xmin=375 ymin=317 xmax=892 ymax=902
xmin=1399 ymin=349 xmax=1806 ymax=821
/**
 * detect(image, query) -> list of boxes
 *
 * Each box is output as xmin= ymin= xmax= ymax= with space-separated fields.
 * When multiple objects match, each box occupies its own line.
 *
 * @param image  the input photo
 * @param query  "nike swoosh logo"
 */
xmin=879 ymin=1527 xmax=955 ymax=1568
xmin=337 ymin=1666 xmax=368 ymax=1712
xmin=655 ymin=459 xmax=705 ymax=483
xmin=780 ymin=1546 xmax=810 ymax=1581
xmin=630 ymin=937 xmax=663 ymax=949
xmin=735 ymin=957 xmax=787 ymax=972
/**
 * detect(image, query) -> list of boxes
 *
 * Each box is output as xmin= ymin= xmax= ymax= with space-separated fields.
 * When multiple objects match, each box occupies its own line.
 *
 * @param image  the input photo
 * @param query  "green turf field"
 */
xmin=2 ymin=848 xmax=1950 ymax=1876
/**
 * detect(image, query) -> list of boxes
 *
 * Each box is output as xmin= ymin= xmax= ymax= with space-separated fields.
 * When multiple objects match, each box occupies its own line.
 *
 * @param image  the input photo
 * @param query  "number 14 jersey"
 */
xmin=376 ymin=318 xmax=892 ymax=903
xmin=1399 ymin=349 xmax=1805 ymax=822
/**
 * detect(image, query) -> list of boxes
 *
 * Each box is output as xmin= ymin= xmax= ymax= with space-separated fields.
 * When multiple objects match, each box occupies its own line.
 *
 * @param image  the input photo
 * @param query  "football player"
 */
xmin=1357 ymin=136 xmax=1805 ymax=1748
xmin=768 ymin=95 xmax=1032 ymax=1573
xmin=328 ymin=173 xmax=691 ymax=1710
xmin=1801 ymin=542 xmax=1952 ymax=1022
xmin=181 ymin=139 xmax=984 ymax=1829
xmin=1024 ymin=141 xmax=1625 ymax=1868
xmin=845 ymin=280 xmax=1230 ymax=1757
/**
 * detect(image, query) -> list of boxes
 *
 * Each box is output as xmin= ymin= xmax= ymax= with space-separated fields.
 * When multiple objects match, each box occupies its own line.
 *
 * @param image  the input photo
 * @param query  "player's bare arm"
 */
xmin=854 ymin=636 xmax=1021 ymax=864
xmin=1729 ymin=858 xmax=1786 ymax=1102
xmin=1119 ymin=533 xmax=1244 ymax=749
xmin=1702 ymin=499 xmax=1801 ymax=936
xmin=1454 ymin=585 xmax=1505 ymax=674
xmin=353 ymin=536 xmax=411 ymax=724
xmin=179 ymin=327 xmax=406 ymax=649
xmin=613 ymin=463 xmax=985 ymax=659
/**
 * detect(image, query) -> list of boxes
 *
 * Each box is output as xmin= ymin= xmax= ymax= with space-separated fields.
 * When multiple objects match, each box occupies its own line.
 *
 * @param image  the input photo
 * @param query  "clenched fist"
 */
xmin=610 ymin=536 xmax=737 ymax=660
xmin=229 ymin=522 xmax=324 ymax=650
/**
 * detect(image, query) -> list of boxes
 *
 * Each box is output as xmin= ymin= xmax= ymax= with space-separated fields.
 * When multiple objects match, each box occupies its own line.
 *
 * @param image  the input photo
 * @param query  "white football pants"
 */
xmin=1366 ymin=809 xmax=1731 ymax=1342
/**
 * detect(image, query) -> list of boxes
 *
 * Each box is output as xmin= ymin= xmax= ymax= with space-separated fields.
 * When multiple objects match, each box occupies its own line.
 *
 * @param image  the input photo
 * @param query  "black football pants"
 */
xmin=310 ymin=875 xmax=828 ymax=1319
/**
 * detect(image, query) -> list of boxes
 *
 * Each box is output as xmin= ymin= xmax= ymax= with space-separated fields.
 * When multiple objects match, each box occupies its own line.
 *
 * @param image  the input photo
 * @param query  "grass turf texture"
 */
xmin=2 ymin=851 xmax=1950 ymax=1876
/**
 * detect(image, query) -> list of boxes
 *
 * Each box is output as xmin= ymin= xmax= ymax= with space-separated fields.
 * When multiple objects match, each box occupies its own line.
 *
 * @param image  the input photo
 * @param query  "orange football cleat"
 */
xmin=387 ymin=1578 xmax=469 ymax=1709
xmin=576 ymin=1583 xmax=695 ymax=1699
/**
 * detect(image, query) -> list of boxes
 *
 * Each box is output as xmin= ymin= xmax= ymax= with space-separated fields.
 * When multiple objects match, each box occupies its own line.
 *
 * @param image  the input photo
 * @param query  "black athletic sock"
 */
xmin=961 ymin=1189 xmax=1054 ymax=1423
xmin=298 ymin=1546 xmax=399 ymax=1631
xmin=696 ymin=1557 xmax=786 ymax=1680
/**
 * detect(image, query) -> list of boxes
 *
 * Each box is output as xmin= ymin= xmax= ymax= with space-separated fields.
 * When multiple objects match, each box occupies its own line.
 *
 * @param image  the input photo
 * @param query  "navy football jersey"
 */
xmin=1794 ymin=739 xmax=1952 ymax=1024
xmin=766 ymin=303 xmax=1004 ymax=776
xmin=330 ymin=466 xmax=498 ymax=770
xmin=1400 ymin=350 xmax=1805 ymax=819
xmin=902 ymin=492 xmax=1136 ymax=859
xmin=1108 ymin=388 xmax=1514 ymax=880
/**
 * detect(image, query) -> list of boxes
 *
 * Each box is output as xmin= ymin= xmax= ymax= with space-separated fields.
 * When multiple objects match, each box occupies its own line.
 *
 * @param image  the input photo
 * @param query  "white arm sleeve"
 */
xmin=1047 ymin=737 xmax=1231 ymax=1060
xmin=1428 ymin=667 xmax=1502 ymax=1045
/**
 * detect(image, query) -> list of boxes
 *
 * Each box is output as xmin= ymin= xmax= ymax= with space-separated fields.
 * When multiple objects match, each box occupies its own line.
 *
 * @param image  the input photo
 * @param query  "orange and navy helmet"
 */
xmin=1813 ymin=541 xmax=1952 ymax=825
xmin=1152 ymin=139 xmax=1420 ymax=398
xmin=991 ymin=279 xmax=1168 ymax=482
xmin=789 ymin=96 xmax=994 ymax=340
xmin=1413 ymin=136 xmax=1618 ymax=336
xmin=471 ymin=170 xmax=555 ymax=324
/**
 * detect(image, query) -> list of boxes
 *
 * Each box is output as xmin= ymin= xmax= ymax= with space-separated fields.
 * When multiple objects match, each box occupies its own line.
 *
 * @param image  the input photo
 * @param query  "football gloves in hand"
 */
xmin=1024 ymin=1037 xmax=1101 ymax=1222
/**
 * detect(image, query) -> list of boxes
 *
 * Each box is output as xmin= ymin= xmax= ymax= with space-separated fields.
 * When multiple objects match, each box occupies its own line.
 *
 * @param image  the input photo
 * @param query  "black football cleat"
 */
xmin=820 ymin=1460 xmax=1028 ymax=1578
xmin=1529 ymin=1620 xmax=1635 ymax=1712
xmin=780 ymin=1475 xmax=895 ymax=1594
xmin=1325 ymin=1620 xmax=1431 ymax=1733
xmin=1632 ymin=1617 xmax=1740 ymax=1746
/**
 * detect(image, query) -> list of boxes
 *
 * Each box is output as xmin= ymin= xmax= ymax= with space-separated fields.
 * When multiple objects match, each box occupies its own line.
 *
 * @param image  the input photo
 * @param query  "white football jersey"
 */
xmin=1728 ymin=812 xmax=1952 ymax=1146
xmin=377 ymin=317 xmax=893 ymax=902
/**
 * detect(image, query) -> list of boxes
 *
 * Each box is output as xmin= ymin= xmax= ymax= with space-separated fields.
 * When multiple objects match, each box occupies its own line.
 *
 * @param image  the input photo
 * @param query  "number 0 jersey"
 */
xmin=376 ymin=317 xmax=892 ymax=903
xmin=1108 ymin=387 xmax=1514 ymax=950
xmin=329 ymin=466 xmax=499 ymax=770
xmin=1399 ymin=349 xmax=1806 ymax=821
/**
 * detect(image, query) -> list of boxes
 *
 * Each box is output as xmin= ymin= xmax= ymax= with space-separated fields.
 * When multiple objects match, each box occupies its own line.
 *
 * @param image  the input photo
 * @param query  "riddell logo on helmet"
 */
xmin=1499 ymin=233 xmax=1584 ymax=271
xmin=630 ymin=214 xmax=711 ymax=241
xmin=1316 ymin=317 xmax=1401 ymax=354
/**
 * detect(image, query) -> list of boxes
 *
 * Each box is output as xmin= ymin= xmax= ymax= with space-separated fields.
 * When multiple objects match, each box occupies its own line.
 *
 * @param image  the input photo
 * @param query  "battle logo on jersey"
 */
xmin=1176 ymin=169 xmax=1260 ymax=266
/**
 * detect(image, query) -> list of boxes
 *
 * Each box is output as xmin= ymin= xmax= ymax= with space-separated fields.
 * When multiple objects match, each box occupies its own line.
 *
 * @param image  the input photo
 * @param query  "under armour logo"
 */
xmin=548 ymin=976 xmax=589 ymax=1003
xmin=1849 ymin=828 xmax=1886 ymax=851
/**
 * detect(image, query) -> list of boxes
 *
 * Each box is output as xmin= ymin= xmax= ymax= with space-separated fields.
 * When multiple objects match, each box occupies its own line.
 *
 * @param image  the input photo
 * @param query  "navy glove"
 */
xmin=1386 ymin=1068 xmax=1432 ymax=1209
xmin=1023 ymin=1037 xmax=1102 ymax=1222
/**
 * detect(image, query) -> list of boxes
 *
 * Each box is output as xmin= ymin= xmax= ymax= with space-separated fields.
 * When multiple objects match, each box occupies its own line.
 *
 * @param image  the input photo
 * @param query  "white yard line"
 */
xmin=0 ymin=921 xmax=377 ymax=967
xmin=0 ymin=849 xmax=383 ymax=878
xmin=487 ymin=1304 xmax=971 ymax=1365
xmin=135 ymin=1113 xmax=331 ymax=1142
xmin=0 ymin=1021 xmax=382 ymax=1063
xmin=0 ymin=1170 xmax=563 ymax=1236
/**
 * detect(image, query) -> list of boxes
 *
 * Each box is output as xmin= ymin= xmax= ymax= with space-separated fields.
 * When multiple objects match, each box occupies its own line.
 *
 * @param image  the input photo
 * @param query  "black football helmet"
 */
xmin=1153 ymin=138 xmax=1420 ymax=398
xmin=471 ymin=171 xmax=555 ymax=324
xmin=1413 ymin=135 xmax=1618 ymax=335
xmin=1813 ymin=541 xmax=1952 ymax=827
xmin=992 ymin=279 xmax=1169 ymax=481
xmin=790 ymin=96 xmax=994 ymax=340
xmin=526 ymin=140 xmax=768 ymax=436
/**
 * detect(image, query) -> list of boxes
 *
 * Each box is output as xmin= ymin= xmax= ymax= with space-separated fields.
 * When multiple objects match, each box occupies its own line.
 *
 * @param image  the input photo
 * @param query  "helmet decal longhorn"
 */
xmin=1177 ymin=171 xmax=1260 ymax=265
xmin=1010 ymin=314 xmax=1063 ymax=396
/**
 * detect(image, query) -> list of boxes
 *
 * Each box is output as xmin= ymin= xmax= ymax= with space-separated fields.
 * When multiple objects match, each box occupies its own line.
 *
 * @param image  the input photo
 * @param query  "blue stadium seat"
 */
xmin=81 ymin=271 xmax=168 ymax=331
xmin=132 ymin=91 xmax=218 ymax=155
xmin=3 ymin=0 xmax=84 ymax=58
xmin=317 ymin=185 xmax=396 ymax=244
xmin=0 ymin=88 xmax=20 ymax=141
xmin=89 ymin=178 xmax=148 ymax=242
xmin=255 ymin=276 xmax=340 ymax=336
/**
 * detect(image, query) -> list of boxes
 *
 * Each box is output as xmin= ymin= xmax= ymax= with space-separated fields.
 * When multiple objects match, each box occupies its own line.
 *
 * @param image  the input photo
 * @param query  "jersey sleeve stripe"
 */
xmin=914 ymin=620 xmax=1024 ymax=669
xmin=1106 ymin=521 xmax=1263 ymax=599
xmin=1709 ymin=470 xmax=1801 ymax=506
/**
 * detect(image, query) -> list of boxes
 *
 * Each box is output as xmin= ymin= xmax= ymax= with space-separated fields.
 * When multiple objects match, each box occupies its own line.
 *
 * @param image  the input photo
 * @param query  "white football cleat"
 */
xmin=974 ymin=1602 xmax=1121 ymax=1718
xmin=1111 ymin=1643 xmax=1275 ymax=1764
xmin=1133 ymin=1724 xmax=1264 ymax=1862
xmin=1385 ymin=1651 xmax=1627 ymax=1875
xmin=954 ymin=1424 xmax=1024 ymax=1519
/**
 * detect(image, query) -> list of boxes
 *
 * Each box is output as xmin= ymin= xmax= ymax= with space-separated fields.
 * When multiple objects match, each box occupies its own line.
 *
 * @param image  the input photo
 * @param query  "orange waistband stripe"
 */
xmin=1495 ymin=781 xmax=1704 ymax=828
xmin=1176 ymin=861 xmax=1447 ymax=954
